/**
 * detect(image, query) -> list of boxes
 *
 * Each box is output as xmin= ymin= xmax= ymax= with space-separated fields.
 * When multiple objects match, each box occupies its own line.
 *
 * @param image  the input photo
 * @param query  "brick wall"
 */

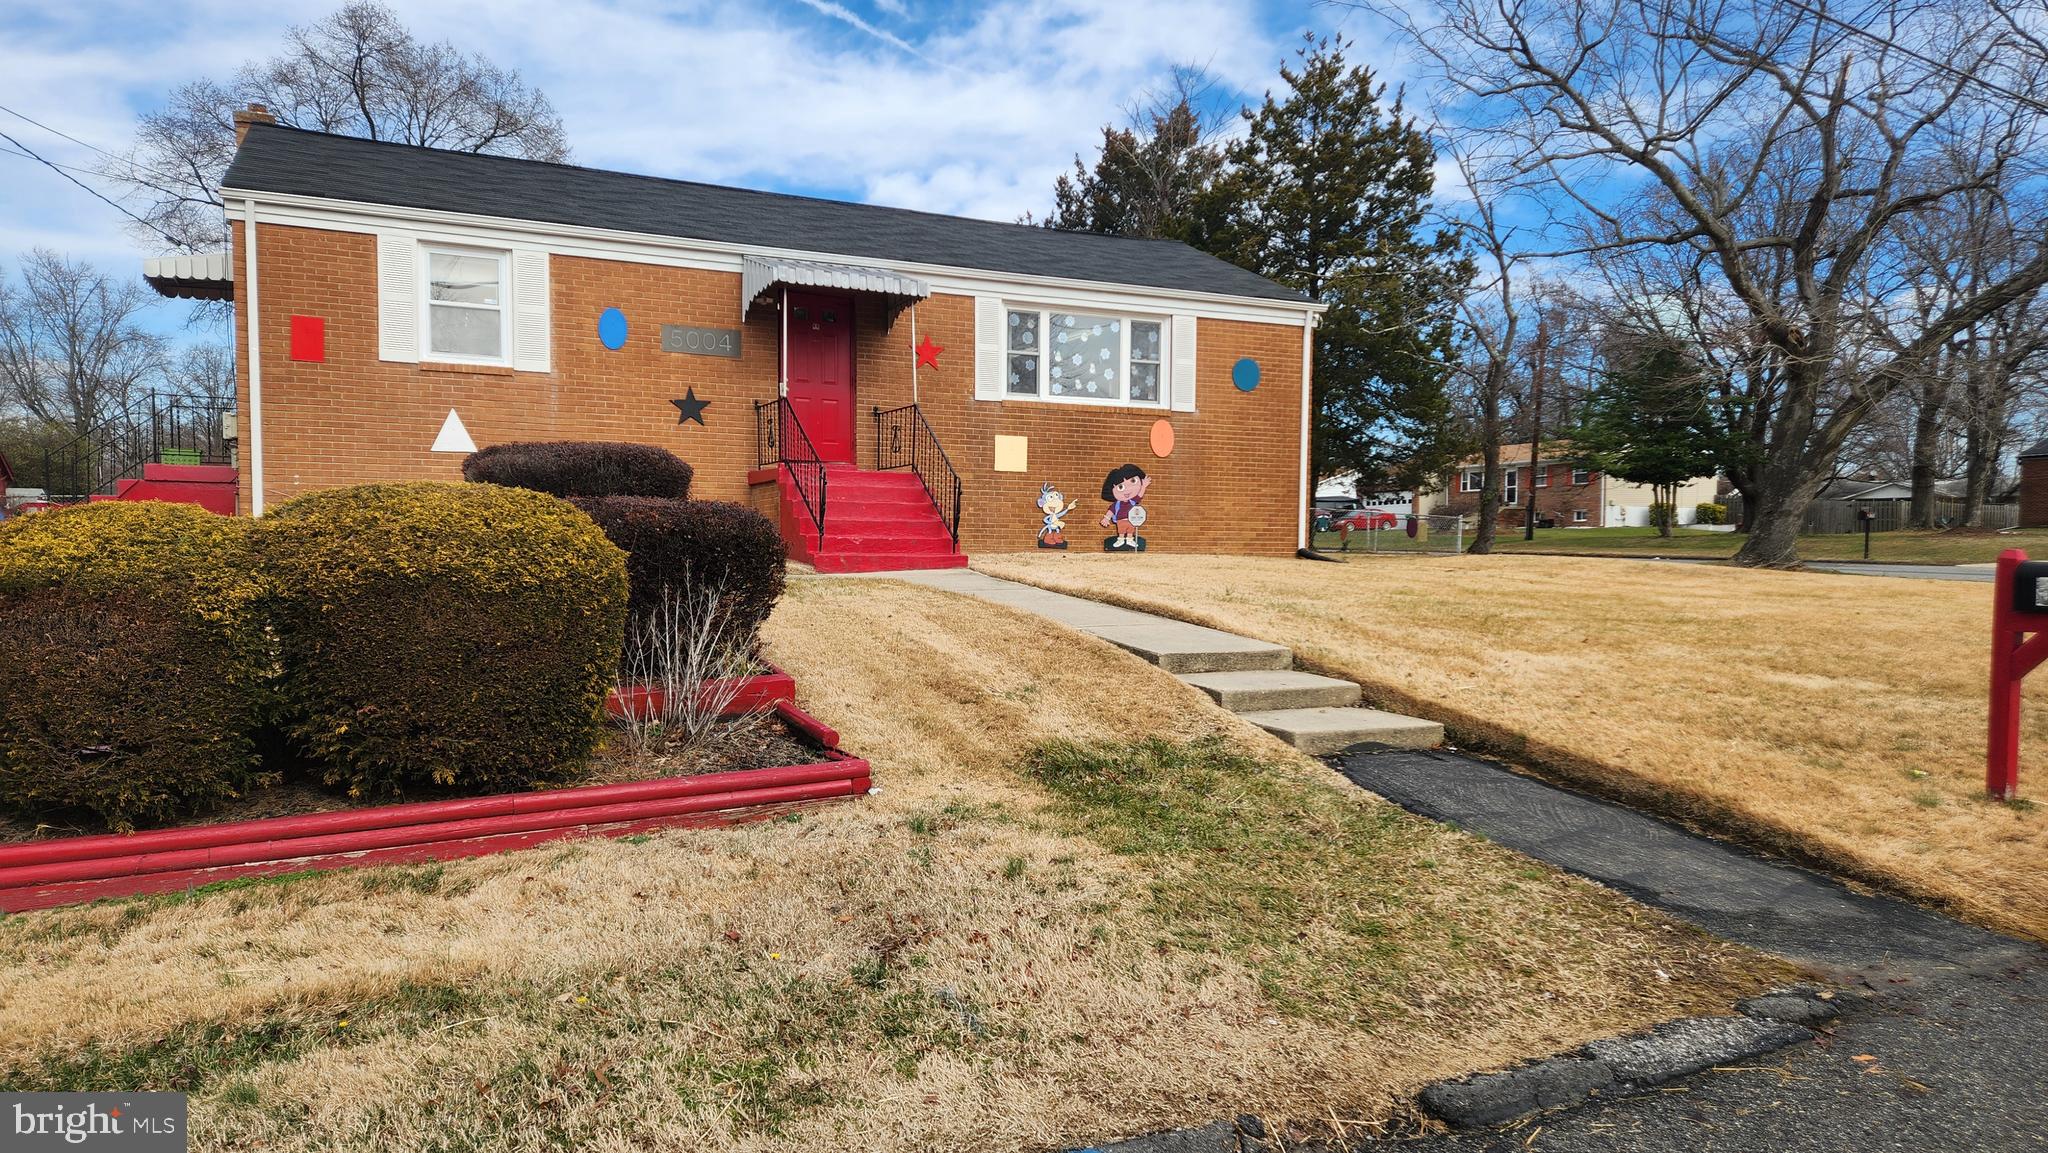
xmin=2022 ymin=458 xmax=2048 ymax=528
xmin=235 ymin=221 xmax=1306 ymax=555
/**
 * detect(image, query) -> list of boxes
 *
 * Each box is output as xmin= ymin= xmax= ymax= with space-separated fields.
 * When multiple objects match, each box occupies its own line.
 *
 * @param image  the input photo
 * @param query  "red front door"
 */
xmin=784 ymin=292 xmax=856 ymax=463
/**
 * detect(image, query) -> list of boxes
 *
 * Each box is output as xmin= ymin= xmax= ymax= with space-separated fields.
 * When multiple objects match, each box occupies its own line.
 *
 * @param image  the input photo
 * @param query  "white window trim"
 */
xmin=1573 ymin=508 xmax=1588 ymax=522
xmin=1571 ymin=468 xmax=1591 ymax=485
xmin=1001 ymin=302 xmax=1171 ymax=410
xmin=1535 ymin=465 xmax=1549 ymax=488
xmin=1461 ymin=468 xmax=1483 ymax=493
xmin=1505 ymin=469 xmax=1519 ymax=505
xmin=421 ymin=244 xmax=511 ymax=366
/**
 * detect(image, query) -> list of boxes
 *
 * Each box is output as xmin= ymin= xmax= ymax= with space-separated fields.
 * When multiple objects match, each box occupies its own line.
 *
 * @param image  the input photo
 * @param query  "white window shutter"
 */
xmin=376 ymin=232 xmax=419 ymax=363
xmin=510 ymin=250 xmax=551 ymax=373
xmin=973 ymin=296 xmax=1005 ymax=402
xmin=1169 ymin=313 xmax=1197 ymax=412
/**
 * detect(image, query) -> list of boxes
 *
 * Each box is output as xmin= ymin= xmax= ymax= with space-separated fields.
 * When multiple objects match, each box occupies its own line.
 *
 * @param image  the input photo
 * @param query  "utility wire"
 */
xmin=1770 ymin=0 xmax=2048 ymax=119
xmin=0 ymin=102 xmax=125 ymax=161
xmin=0 ymin=127 xmax=188 ymax=250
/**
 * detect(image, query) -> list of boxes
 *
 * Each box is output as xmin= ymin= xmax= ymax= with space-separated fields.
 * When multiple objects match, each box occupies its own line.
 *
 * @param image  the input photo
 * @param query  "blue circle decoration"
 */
xmin=598 ymin=308 xmax=628 ymax=351
xmin=1232 ymin=357 xmax=1261 ymax=392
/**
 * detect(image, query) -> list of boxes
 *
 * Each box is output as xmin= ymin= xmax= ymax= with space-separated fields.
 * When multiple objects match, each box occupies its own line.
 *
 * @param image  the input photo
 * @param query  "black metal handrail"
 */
xmin=755 ymin=397 xmax=828 ymax=546
xmin=872 ymin=403 xmax=962 ymax=551
xmin=39 ymin=392 xmax=235 ymax=502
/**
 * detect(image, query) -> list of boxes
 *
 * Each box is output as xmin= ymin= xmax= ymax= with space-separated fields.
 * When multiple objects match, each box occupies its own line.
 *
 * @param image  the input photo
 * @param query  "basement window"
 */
xmin=423 ymin=247 xmax=508 ymax=363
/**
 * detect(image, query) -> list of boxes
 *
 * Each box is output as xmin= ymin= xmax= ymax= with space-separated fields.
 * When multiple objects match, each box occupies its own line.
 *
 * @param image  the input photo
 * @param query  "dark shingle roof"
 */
xmin=2021 ymin=437 xmax=2048 ymax=461
xmin=222 ymin=124 xmax=1306 ymax=304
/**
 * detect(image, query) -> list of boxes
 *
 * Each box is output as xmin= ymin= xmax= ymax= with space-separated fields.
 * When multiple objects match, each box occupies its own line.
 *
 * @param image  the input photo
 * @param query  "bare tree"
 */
xmin=1438 ymin=136 xmax=1527 ymax=553
xmin=0 ymin=251 xmax=168 ymax=437
xmin=107 ymin=1 xmax=569 ymax=252
xmin=1377 ymin=0 xmax=2048 ymax=564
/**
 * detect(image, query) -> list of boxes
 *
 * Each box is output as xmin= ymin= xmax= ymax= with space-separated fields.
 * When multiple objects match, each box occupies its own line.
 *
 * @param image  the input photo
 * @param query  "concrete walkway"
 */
xmin=871 ymin=568 xmax=1442 ymax=753
xmin=1332 ymin=747 xmax=2048 ymax=1151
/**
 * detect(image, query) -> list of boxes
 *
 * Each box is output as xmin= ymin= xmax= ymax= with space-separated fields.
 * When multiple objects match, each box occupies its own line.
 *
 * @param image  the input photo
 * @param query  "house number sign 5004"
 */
xmin=661 ymin=325 xmax=741 ymax=358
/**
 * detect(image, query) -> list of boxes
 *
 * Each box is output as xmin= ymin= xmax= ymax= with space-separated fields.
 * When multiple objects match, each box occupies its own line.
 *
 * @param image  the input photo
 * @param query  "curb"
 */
xmin=1418 ymin=987 xmax=1839 ymax=1129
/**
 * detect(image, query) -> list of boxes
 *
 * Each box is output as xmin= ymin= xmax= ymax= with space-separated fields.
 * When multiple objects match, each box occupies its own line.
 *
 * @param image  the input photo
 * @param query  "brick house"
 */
xmin=2020 ymin=438 xmax=2048 ymax=528
xmin=143 ymin=112 xmax=1323 ymax=570
xmin=1433 ymin=442 xmax=1718 ymax=528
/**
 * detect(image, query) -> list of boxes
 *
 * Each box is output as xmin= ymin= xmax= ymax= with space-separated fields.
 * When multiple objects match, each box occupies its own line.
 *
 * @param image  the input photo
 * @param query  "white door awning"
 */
xmin=741 ymin=255 xmax=929 ymax=318
xmin=143 ymin=251 xmax=234 ymax=301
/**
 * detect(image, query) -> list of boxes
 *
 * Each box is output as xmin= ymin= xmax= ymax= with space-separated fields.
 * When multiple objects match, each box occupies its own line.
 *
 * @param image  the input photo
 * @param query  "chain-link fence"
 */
xmin=1311 ymin=513 xmax=1467 ymax=555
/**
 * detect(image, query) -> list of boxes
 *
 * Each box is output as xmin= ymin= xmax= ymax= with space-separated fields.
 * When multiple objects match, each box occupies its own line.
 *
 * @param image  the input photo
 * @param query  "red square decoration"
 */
xmin=289 ymin=315 xmax=326 ymax=362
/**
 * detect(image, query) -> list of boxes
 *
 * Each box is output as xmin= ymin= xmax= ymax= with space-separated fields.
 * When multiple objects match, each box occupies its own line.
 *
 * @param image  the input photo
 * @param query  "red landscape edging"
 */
xmin=0 ymin=680 xmax=869 ymax=914
xmin=605 ymin=665 xmax=797 ymax=720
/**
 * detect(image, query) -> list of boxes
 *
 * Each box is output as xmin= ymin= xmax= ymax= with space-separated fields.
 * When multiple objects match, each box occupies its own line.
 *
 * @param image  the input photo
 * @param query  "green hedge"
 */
xmin=1695 ymin=502 xmax=1728 ymax=525
xmin=256 ymin=483 xmax=628 ymax=800
xmin=0 ymin=503 xmax=271 ymax=828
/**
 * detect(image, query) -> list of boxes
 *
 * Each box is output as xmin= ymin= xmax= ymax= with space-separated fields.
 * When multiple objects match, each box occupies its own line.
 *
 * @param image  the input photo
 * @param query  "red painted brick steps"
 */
xmin=772 ymin=463 xmax=967 ymax=573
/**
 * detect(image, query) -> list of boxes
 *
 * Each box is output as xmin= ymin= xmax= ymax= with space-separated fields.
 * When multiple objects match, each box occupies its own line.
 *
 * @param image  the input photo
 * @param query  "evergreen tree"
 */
xmin=1218 ymin=35 xmax=1470 ymax=490
xmin=1569 ymin=342 xmax=1730 ymax=538
xmin=1043 ymin=92 xmax=1226 ymax=244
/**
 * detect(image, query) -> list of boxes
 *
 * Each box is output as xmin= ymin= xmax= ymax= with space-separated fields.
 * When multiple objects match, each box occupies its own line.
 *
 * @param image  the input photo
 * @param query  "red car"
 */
xmin=1332 ymin=508 xmax=1399 ymax=531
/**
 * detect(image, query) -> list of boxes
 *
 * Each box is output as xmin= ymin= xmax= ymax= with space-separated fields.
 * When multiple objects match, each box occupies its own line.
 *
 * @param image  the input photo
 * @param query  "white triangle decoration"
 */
xmin=431 ymin=408 xmax=476 ymax=453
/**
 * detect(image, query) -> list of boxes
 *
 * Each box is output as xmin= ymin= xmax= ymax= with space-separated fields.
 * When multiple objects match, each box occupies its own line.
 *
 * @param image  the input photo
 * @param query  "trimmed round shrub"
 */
xmin=1695 ymin=502 xmax=1728 ymax=525
xmin=463 ymin=441 xmax=693 ymax=500
xmin=0 ymin=502 xmax=270 ymax=828
xmin=572 ymin=497 xmax=786 ymax=645
xmin=257 ymin=482 xmax=628 ymax=800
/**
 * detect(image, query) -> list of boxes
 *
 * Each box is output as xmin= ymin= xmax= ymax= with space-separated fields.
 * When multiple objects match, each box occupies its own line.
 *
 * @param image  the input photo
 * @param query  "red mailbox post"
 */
xmin=1988 ymin=549 xmax=2047 ymax=800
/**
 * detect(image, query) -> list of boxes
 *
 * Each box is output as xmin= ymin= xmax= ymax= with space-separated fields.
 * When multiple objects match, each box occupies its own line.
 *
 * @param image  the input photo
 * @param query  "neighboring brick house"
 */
xmin=1435 ymin=442 xmax=1718 ymax=528
xmin=2020 ymin=438 xmax=2048 ymax=528
xmin=142 ymin=111 xmax=1322 ymax=568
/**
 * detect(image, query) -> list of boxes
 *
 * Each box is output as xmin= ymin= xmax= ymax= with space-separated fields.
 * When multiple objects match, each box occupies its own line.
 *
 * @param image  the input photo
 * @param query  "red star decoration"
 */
xmin=915 ymin=334 xmax=944 ymax=369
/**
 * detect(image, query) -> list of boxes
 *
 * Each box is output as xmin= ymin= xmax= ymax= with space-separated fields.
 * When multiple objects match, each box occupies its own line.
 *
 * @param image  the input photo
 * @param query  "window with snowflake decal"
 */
xmin=1000 ymin=304 xmax=1169 ymax=407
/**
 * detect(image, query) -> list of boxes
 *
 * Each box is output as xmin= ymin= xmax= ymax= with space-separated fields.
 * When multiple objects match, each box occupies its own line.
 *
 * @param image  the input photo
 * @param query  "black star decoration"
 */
xmin=671 ymin=389 xmax=711 ymax=426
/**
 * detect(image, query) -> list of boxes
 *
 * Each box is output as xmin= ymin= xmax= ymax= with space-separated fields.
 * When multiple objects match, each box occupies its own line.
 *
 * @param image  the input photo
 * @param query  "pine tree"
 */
xmin=1218 ymin=35 xmax=1470 ymax=491
xmin=1043 ymin=96 xmax=1226 ymax=244
xmin=1569 ymin=342 xmax=1730 ymax=538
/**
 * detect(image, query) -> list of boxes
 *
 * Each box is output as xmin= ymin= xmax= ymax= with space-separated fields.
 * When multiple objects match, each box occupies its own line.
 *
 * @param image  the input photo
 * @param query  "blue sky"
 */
xmin=0 ymin=0 xmax=1397 ymax=343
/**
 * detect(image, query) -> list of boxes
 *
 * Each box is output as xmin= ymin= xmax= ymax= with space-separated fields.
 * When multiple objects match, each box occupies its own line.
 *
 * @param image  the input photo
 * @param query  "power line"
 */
xmin=0 ymin=102 xmax=124 ymax=162
xmin=1769 ymin=0 xmax=2048 ymax=120
xmin=0 ymin=127 xmax=188 ymax=250
xmin=0 ymin=143 xmax=101 ymax=176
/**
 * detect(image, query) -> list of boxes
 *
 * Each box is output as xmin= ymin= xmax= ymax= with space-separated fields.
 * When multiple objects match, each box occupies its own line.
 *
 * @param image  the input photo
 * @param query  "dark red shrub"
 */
xmin=463 ymin=441 xmax=693 ymax=500
xmin=573 ymin=497 xmax=786 ymax=646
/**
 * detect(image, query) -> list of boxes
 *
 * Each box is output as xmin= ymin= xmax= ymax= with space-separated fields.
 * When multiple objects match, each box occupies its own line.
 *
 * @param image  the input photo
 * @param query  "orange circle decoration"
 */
xmin=1149 ymin=419 xmax=1175 ymax=458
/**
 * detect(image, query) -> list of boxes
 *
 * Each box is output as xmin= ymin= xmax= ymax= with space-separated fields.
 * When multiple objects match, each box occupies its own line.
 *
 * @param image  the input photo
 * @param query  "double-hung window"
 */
xmin=424 ymin=247 xmax=509 ymax=364
xmin=1535 ymin=466 xmax=1549 ymax=488
xmin=1461 ymin=467 xmax=1483 ymax=493
xmin=1005 ymin=307 xmax=1167 ymax=407
xmin=1504 ymin=469 xmax=1519 ymax=506
xmin=1571 ymin=468 xmax=1590 ymax=485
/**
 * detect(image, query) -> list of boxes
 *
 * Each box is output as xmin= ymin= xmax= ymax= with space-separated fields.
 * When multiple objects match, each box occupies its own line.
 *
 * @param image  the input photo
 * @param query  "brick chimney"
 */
xmin=232 ymin=103 xmax=276 ymax=147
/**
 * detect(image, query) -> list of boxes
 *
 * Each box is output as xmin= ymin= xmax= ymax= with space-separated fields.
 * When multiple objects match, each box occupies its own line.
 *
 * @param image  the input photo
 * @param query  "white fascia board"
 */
xmin=222 ymin=188 xmax=1327 ymax=327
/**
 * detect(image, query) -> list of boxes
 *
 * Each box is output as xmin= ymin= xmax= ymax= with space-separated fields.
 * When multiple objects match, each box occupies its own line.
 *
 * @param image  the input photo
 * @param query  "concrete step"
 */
xmin=1178 ymin=669 xmax=1361 ymax=712
xmin=1086 ymin=623 xmax=1293 ymax=673
xmin=1239 ymin=706 xmax=1444 ymax=755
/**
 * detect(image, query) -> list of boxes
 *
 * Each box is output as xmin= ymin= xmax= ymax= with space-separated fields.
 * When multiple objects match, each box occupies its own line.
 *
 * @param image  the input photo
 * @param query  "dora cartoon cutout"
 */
xmin=1035 ymin=482 xmax=1078 ymax=549
xmin=1099 ymin=464 xmax=1151 ymax=551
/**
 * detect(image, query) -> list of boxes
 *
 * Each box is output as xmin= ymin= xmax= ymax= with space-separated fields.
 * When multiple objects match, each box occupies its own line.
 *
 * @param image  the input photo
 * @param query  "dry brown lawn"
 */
xmin=974 ymin=552 xmax=2048 ymax=943
xmin=0 ymin=577 xmax=1785 ymax=1151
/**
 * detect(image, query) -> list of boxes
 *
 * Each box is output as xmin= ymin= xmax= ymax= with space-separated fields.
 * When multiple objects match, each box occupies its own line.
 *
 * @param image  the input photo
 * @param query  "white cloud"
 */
xmin=0 ymin=0 xmax=1321 ymax=341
